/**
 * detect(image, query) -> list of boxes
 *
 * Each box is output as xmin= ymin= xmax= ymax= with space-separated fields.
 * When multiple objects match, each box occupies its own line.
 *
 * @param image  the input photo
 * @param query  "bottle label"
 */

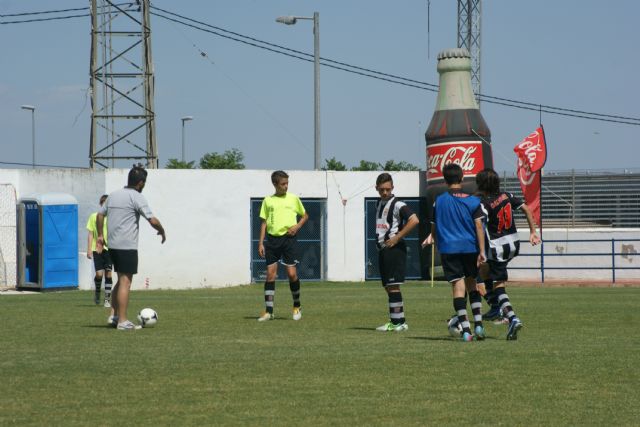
xmin=426 ymin=141 xmax=484 ymax=181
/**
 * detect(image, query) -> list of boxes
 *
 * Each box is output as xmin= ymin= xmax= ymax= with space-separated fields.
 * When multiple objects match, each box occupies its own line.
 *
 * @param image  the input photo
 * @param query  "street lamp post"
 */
xmin=21 ymin=105 xmax=36 ymax=169
xmin=276 ymin=12 xmax=320 ymax=170
xmin=181 ymin=116 xmax=193 ymax=163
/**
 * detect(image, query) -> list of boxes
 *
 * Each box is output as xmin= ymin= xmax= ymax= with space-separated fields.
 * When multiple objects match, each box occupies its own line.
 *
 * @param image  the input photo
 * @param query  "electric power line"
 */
xmin=148 ymin=6 xmax=640 ymax=126
xmin=3 ymin=4 xmax=640 ymax=126
xmin=0 ymin=6 xmax=89 ymax=17
xmin=0 ymin=161 xmax=87 ymax=169
xmin=0 ymin=13 xmax=89 ymax=24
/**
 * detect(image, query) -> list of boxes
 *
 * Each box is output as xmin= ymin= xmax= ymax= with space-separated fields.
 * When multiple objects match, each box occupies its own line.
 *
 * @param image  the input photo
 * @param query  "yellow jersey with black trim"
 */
xmin=259 ymin=193 xmax=306 ymax=237
xmin=86 ymin=212 xmax=108 ymax=251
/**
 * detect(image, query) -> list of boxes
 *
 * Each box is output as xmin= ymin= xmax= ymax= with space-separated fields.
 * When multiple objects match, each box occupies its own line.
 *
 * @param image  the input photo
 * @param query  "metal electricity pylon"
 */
xmin=89 ymin=0 xmax=158 ymax=169
xmin=457 ymin=0 xmax=481 ymax=108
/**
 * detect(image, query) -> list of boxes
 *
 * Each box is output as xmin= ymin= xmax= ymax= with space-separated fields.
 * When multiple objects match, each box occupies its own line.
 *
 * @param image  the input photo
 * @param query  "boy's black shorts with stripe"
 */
xmin=265 ymin=234 xmax=298 ymax=266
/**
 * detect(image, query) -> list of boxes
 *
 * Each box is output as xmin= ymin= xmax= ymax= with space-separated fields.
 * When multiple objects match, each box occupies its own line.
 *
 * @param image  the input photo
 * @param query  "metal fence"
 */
xmin=250 ymin=198 xmax=325 ymax=282
xmin=512 ymin=238 xmax=640 ymax=283
xmin=364 ymin=198 xmax=423 ymax=281
xmin=500 ymin=170 xmax=640 ymax=228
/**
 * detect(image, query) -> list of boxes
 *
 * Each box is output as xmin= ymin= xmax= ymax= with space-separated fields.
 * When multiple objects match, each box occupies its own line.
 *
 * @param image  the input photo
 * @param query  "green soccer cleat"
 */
xmin=376 ymin=322 xmax=395 ymax=332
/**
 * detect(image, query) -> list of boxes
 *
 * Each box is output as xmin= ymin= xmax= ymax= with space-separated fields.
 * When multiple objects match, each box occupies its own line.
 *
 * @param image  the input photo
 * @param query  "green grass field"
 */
xmin=1 ymin=282 xmax=638 ymax=426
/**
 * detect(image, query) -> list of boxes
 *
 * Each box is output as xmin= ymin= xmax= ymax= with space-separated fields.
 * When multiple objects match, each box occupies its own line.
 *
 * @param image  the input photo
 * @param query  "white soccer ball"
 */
xmin=447 ymin=316 xmax=462 ymax=337
xmin=137 ymin=307 xmax=158 ymax=328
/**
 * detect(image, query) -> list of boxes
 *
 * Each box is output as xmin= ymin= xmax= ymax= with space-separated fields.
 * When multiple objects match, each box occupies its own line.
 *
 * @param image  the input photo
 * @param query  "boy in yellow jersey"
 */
xmin=257 ymin=171 xmax=309 ymax=321
xmin=86 ymin=194 xmax=113 ymax=308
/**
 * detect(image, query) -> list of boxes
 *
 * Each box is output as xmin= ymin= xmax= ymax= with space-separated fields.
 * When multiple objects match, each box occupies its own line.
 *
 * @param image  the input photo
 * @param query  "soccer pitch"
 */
xmin=1 ymin=282 xmax=638 ymax=426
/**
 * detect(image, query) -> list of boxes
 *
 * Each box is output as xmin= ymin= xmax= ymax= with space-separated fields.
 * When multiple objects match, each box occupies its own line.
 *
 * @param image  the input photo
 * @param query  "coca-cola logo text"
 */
xmin=514 ymin=128 xmax=546 ymax=173
xmin=426 ymin=141 xmax=484 ymax=180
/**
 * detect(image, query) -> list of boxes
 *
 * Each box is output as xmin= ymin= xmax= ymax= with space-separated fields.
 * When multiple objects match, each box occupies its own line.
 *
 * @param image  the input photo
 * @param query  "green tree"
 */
xmin=381 ymin=160 xmax=420 ymax=171
xmin=199 ymin=148 xmax=245 ymax=169
xmin=165 ymin=159 xmax=196 ymax=169
xmin=322 ymin=157 xmax=347 ymax=171
xmin=351 ymin=160 xmax=381 ymax=171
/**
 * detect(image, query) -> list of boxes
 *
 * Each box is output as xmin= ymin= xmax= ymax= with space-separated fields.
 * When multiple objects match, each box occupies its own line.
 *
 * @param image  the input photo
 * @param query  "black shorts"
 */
xmin=265 ymin=234 xmax=298 ymax=266
xmin=486 ymin=260 xmax=509 ymax=282
xmin=441 ymin=252 xmax=478 ymax=283
xmin=92 ymin=250 xmax=112 ymax=272
xmin=109 ymin=249 xmax=138 ymax=275
xmin=378 ymin=242 xmax=407 ymax=287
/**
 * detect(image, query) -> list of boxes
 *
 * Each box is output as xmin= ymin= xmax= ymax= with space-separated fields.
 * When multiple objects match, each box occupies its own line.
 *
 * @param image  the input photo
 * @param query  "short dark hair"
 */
xmin=443 ymin=163 xmax=463 ymax=185
xmin=271 ymin=170 xmax=289 ymax=184
xmin=476 ymin=168 xmax=500 ymax=195
xmin=128 ymin=163 xmax=148 ymax=187
xmin=99 ymin=194 xmax=108 ymax=205
xmin=376 ymin=172 xmax=393 ymax=187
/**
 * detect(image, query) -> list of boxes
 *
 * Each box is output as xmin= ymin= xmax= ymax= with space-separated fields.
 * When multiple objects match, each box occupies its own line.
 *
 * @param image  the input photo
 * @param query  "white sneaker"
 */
xmin=117 ymin=320 xmax=141 ymax=330
xmin=104 ymin=299 xmax=111 ymax=308
xmin=257 ymin=312 xmax=274 ymax=322
xmin=292 ymin=307 xmax=302 ymax=321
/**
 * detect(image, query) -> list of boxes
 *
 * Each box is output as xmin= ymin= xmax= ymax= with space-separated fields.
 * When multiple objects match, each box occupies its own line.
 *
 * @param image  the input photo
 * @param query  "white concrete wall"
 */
xmin=1 ymin=168 xmax=638 ymax=289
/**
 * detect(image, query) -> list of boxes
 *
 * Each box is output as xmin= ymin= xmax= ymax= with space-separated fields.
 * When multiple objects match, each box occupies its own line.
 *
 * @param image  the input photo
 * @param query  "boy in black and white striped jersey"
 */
xmin=373 ymin=173 xmax=419 ymax=332
xmin=476 ymin=168 xmax=541 ymax=340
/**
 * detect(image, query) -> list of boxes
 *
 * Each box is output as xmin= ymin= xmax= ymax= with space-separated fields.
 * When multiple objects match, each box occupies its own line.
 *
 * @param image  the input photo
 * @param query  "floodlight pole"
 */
xmin=21 ymin=105 xmax=36 ymax=168
xmin=181 ymin=116 xmax=193 ymax=163
xmin=276 ymin=12 xmax=321 ymax=170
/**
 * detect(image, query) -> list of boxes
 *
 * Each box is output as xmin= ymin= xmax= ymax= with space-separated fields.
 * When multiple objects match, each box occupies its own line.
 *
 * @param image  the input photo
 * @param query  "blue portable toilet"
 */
xmin=17 ymin=193 xmax=78 ymax=290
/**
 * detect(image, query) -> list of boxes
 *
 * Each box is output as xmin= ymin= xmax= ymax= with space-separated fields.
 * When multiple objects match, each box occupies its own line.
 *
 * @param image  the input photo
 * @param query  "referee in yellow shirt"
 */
xmin=257 ymin=170 xmax=309 ymax=321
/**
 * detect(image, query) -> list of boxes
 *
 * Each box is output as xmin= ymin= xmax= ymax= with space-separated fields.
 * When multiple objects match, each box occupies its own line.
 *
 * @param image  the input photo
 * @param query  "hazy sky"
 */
xmin=1 ymin=0 xmax=639 ymax=173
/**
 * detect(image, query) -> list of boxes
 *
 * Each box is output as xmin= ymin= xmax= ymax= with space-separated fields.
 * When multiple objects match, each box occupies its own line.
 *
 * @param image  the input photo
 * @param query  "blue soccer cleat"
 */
xmin=506 ymin=317 xmax=523 ymax=340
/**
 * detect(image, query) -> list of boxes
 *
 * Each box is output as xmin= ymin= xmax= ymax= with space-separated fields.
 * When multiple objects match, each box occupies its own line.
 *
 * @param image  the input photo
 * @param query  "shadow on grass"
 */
xmin=242 ymin=316 xmax=286 ymax=321
xmin=407 ymin=336 xmax=454 ymax=341
xmin=407 ymin=335 xmax=501 ymax=341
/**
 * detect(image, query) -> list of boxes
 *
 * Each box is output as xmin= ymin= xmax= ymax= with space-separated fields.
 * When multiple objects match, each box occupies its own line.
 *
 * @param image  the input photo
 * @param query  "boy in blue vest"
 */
xmin=374 ymin=173 xmax=419 ymax=332
xmin=423 ymin=164 xmax=486 ymax=341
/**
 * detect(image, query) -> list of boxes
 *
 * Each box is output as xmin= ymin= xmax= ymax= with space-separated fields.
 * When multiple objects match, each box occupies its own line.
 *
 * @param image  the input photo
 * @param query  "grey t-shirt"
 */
xmin=99 ymin=187 xmax=154 ymax=250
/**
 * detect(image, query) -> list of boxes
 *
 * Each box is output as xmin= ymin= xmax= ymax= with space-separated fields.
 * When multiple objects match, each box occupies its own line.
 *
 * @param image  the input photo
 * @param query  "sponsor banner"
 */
xmin=426 ymin=140 xmax=484 ymax=181
xmin=513 ymin=127 xmax=547 ymax=173
xmin=514 ymin=127 xmax=547 ymax=227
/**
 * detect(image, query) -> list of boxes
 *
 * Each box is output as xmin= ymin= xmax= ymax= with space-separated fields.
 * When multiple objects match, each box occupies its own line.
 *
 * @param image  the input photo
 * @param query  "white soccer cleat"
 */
xmin=292 ymin=307 xmax=302 ymax=321
xmin=257 ymin=312 xmax=274 ymax=322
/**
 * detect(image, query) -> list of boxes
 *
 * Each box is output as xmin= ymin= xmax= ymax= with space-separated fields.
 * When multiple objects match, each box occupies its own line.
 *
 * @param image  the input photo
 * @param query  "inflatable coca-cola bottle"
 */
xmin=424 ymin=48 xmax=493 ymax=214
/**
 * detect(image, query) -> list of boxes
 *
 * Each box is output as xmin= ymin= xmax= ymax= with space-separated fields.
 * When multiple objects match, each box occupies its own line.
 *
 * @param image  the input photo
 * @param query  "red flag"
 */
xmin=513 ymin=127 xmax=547 ymax=226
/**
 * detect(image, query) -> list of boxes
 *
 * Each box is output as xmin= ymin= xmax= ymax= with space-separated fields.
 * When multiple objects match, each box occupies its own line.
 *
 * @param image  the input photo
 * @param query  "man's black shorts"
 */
xmin=378 ymin=242 xmax=407 ymax=287
xmin=109 ymin=249 xmax=138 ymax=274
xmin=265 ymin=234 xmax=298 ymax=266
xmin=441 ymin=252 xmax=478 ymax=283
xmin=486 ymin=260 xmax=509 ymax=282
xmin=92 ymin=250 xmax=113 ymax=272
